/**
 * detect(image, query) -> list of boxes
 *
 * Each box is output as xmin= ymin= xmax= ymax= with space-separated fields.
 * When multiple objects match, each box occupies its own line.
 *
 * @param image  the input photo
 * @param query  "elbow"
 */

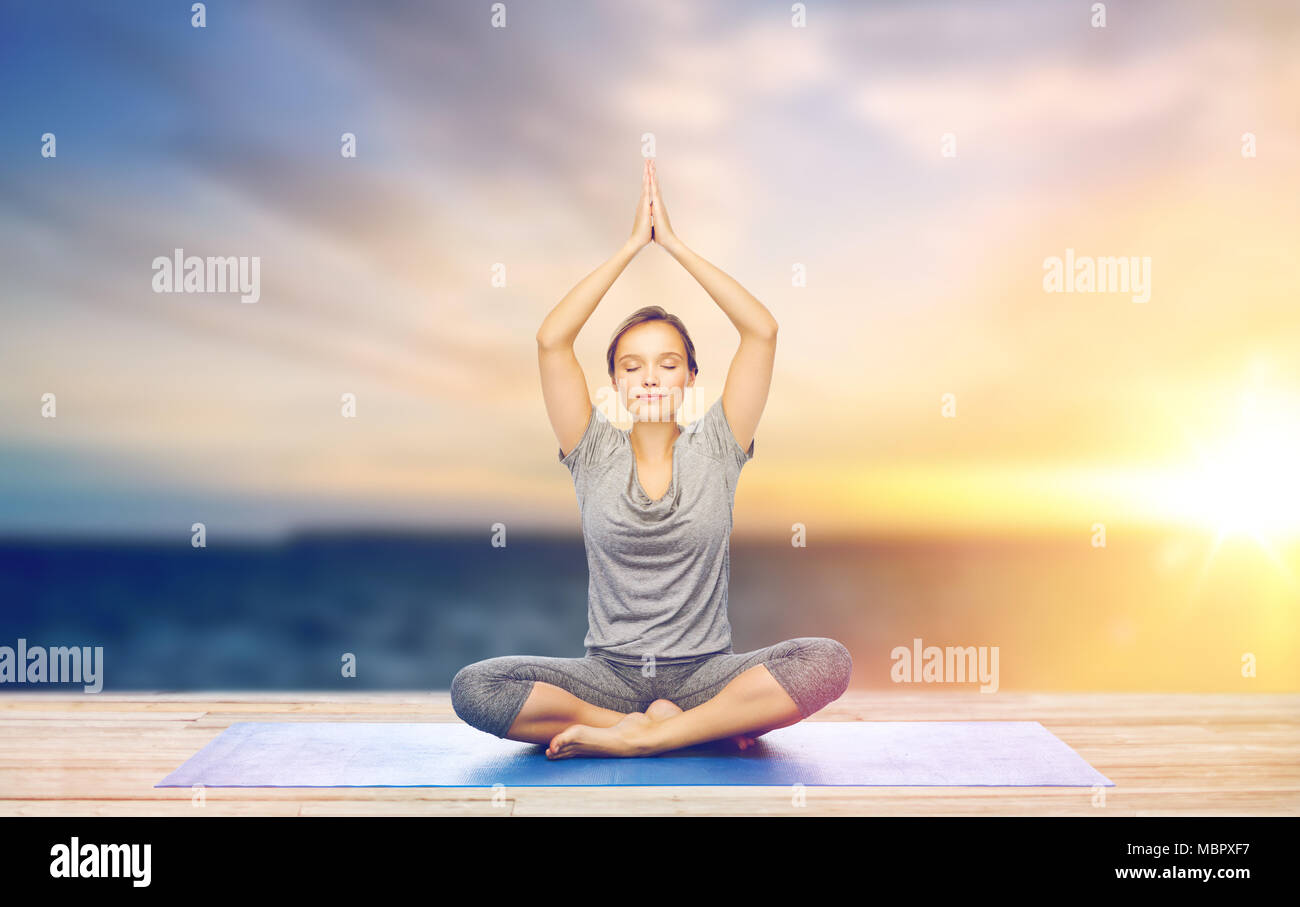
xmin=756 ymin=319 xmax=779 ymax=342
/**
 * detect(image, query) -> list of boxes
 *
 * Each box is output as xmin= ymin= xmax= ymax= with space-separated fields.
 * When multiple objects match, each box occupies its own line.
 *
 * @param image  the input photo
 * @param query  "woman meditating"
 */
xmin=451 ymin=157 xmax=852 ymax=759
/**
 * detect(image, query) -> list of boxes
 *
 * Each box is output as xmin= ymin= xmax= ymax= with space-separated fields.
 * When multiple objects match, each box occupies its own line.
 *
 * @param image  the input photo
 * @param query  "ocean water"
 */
xmin=0 ymin=530 xmax=1295 ymax=692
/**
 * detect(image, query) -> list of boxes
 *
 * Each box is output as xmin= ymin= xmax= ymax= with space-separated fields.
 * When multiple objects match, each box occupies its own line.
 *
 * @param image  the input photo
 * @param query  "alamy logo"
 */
xmin=1042 ymin=247 xmax=1151 ymax=303
xmin=0 ymin=639 xmax=103 ymax=693
xmin=152 ymin=247 xmax=261 ymax=303
xmin=49 ymin=838 xmax=150 ymax=887
xmin=890 ymin=637 xmax=1000 ymax=693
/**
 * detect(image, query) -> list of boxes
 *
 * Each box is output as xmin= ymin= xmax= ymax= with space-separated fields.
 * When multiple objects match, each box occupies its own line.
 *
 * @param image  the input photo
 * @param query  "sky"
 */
xmin=1 ymin=0 xmax=1298 ymax=543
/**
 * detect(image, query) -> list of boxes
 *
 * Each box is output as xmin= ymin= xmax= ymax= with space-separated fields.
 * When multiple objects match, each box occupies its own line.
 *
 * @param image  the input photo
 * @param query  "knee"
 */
xmin=449 ymin=661 xmax=498 ymax=733
xmin=810 ymin=637 xmax=853 ymax=699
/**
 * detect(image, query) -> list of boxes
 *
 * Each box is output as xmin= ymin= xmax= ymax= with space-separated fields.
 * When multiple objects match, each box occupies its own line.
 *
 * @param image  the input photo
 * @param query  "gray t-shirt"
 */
xmin=558 ymin=396 xmax=755 ymax=664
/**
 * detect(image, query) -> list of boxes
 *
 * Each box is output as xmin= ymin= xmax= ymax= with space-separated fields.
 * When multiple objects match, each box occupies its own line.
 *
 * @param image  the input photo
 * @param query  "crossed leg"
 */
xmin=503 ymin=681 xmax=628 ymax=744
xmin=644 ymin=699 xmax=760 ymax=750
xmin=454 ymin=638 xmax=852 ymax=759
xmin=547 ymin=662 xmax=804 ymax=759
xmin=545 ymin=637 xmax=853 ymax=759
xmin=506 ymin=682 xmax=758 ymax=754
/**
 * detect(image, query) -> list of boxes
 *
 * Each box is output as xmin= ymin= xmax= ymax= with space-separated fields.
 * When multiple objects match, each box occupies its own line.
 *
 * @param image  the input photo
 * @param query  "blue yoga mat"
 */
xmin=155 ymin=721 xmax=1113 ymax=788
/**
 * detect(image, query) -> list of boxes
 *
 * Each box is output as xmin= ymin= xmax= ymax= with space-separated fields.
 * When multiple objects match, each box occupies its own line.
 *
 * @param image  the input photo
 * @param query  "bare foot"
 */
xmin=643 ymin=698 xmax=758 ymax=751
xmin=546 ymin=711 xmax=655 ymax=759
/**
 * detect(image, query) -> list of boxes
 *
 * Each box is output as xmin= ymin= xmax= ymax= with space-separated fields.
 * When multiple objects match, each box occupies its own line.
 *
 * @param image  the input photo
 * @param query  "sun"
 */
xmin=1180 ymin=390 xmax=1300 ymax=549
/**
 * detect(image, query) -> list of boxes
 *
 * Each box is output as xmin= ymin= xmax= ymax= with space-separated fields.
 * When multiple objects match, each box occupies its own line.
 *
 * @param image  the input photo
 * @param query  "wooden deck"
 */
xmin=2 ymin=692 xmax=1296 ymax=816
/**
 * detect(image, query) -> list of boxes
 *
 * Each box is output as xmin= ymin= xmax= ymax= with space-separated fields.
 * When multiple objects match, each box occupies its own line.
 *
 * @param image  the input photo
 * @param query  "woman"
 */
xmin=451 ymin=158 xmax=852 ymax=759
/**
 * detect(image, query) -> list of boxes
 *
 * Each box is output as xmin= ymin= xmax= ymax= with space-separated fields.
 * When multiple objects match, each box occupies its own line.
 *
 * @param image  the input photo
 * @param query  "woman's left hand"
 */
xmin=648 ymin=160 xmax=680 ymax=250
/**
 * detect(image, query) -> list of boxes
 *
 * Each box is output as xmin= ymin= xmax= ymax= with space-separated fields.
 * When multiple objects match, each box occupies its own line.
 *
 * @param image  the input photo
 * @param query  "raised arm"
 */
xmin=537 ymin=159 xmax=655 ymax=458
xmin=646 ymin=159 xmax=778 ymax=453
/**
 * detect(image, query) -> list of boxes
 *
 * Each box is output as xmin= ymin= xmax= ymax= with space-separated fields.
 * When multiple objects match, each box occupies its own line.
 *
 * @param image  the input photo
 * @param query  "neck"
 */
xmin=629 ymin=418 xmax=681 ymax=459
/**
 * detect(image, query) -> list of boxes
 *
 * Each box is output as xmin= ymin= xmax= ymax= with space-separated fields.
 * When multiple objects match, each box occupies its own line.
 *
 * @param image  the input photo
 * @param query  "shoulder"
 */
xmin=684 ymin=396 xmax=755 ymax=467
xmin=559 ymin=404 xmax=627 ymax=476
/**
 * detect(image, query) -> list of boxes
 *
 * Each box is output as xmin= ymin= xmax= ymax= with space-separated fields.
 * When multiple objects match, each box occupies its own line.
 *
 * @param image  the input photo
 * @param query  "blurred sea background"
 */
xmin=3 ymin=528 xmax=1295 ymax=691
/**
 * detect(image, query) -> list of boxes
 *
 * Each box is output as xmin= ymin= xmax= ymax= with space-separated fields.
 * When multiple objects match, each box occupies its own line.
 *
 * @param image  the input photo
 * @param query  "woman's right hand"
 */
xmin=628 ymin=158 xmax=654 ymax=250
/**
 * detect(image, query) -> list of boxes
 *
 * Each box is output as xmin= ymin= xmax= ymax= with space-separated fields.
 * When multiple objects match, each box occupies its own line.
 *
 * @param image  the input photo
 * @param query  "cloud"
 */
xmin=849 ymin=34 xmax=1263 ymax=161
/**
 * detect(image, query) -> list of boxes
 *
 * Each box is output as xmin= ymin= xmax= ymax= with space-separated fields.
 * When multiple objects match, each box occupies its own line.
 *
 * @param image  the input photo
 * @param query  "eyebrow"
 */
xmin=618 ymin=352 xmax=683 ymax=364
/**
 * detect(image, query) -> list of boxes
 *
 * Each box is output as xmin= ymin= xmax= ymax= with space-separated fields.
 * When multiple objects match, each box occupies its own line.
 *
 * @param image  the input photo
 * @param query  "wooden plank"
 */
xmin=0 ymin=692 xmax=1295 ymax=816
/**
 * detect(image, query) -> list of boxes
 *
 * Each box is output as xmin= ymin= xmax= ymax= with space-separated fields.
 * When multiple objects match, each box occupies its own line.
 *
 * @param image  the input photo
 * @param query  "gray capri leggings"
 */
xmin=450 ymin=637 xmax=853 ymax=739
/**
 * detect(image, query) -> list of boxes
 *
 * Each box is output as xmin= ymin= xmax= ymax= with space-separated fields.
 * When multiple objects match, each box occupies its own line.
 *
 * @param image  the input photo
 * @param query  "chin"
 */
xmin=631 ymin=398 xmax=677 ymax=419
